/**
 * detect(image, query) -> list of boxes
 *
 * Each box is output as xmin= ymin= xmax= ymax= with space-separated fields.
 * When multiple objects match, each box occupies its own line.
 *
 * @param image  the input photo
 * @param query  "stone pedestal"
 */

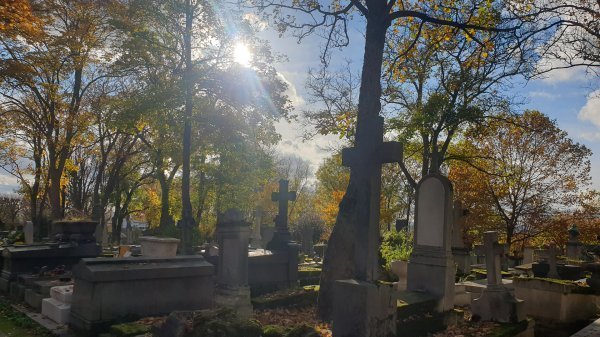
xmin=24 ymin=221 xmax=34 ymax=244
xmin=407 ymin=174 xmax=455 ymax=311
xmin=214 ymin=209 xmax=252 ymax=318
xmin=333 ymin=280 xmax=396 ymax=337
xmin=472 ymin=285 xmax=525 ymax=322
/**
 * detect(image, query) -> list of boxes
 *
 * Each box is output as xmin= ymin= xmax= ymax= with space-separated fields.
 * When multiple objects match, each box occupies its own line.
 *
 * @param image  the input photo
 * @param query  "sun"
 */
xmin=233 ymin=42 xmax=252 ymax=67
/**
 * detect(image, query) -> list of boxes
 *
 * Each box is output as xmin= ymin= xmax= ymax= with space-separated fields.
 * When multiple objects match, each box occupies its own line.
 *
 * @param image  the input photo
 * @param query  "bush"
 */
xmin=380 ymin=229 xmax=413 ymax=269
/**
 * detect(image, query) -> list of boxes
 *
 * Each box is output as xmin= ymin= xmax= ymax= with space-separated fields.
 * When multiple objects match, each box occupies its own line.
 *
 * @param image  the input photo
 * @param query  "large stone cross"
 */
xmin=483 ymin=231 xmax=505 ymax=288
xmin=341 ymin=115 xmax=402 ymax=281
xmin=272 ymin=179 xmax=296 ymax=233
xmin=266 ymin=179 xmax=296 ymax=251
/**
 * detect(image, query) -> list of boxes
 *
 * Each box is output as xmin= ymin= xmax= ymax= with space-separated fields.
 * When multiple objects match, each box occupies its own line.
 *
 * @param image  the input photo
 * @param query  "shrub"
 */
xmin=380 ymin=229 xmax=413 ymax=269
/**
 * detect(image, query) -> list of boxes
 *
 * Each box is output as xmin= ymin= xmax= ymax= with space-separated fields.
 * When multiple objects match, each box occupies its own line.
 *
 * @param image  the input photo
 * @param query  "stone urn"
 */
xmin=532 ymin=261 xmax=550 ymax=278
xmin=139 ymin=236 xmax=180 ymax=257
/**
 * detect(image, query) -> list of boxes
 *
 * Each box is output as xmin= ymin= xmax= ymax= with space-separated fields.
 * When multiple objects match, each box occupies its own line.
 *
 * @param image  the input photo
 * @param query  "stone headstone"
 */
xmin=395 ymin=219 xmax=408 ymax=232
xmin=522 ymin=247 xmax=535 ymax=264
xmin=538 ymin=245 xmax=560 ymax=279
xmin=249 ymin=208 xmax=263 ymax=249
xmin=452 ymin=201 xmax=471 ymax=274
xmin=24 ymin=221 xmax=34 ymax=244
xmin=407 ymin=174 xmax=455 ymax=311
xmin=471 ymin=231 xmax=525 ymax=323
xmin=266 ymin=179 xmax=296 ymax=251
xmin=300 ymin=226 xmax=315 ymax=255
xmin=567 ymin=224 xmax=583 ymax=260
xmin=214 ymin=208 xmax=252 ymax=318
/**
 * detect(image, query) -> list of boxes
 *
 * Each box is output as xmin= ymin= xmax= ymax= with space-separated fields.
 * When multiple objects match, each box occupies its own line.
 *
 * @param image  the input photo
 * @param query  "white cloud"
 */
xmin=277 ymin=72 xmax=305 ymax=109
xmin=577 ymin=90 xmax=600 ymax=128
xmin=529 ymin=91 xmax=559 ymax=99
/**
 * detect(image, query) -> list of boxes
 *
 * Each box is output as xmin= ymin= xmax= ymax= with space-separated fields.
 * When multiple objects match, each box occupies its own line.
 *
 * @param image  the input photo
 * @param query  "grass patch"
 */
xmin=0 ymin=298 xmax=53 ymax=337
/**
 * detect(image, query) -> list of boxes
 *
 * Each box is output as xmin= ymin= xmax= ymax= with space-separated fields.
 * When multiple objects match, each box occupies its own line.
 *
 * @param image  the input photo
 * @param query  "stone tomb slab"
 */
xmin=70 ymin=256 xmax=214 ymax=336
xmin=42 ymin=297 xmax=71 ymax=325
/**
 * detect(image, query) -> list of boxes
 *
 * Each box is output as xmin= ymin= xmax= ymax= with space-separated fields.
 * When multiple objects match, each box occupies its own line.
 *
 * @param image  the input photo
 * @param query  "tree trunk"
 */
xmin=158 ymin=173 xmax=174 ymax=229
xmin=317 ymin=2 xmax=389 ymax=321
xmin=180 ymin=0 xmax=195 ymax=254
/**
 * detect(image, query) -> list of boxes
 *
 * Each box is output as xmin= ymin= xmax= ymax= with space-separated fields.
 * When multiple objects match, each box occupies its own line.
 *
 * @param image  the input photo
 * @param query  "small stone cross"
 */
xmin=272 ymin=179 xmax=296 ymax=233
xmin=483 ymin=231 xmax=505 ymax=287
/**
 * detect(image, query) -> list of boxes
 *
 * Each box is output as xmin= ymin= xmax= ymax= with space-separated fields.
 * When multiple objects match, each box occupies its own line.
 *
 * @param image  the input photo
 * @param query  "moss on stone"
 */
xmin=285 ymin=324 xmax=320 ymax=337
xmin=262 ymin=325 xmax=285 ymax=337
xmin=109 ymin=322 xmax=150 ymax=337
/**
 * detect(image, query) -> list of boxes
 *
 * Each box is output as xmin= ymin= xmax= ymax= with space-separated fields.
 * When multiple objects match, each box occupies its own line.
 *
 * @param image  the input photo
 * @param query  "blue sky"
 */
xmin=0 ymin=12 xmax=597 ymax=194
xmin=263 ymin=17 xmax=600 ymax=189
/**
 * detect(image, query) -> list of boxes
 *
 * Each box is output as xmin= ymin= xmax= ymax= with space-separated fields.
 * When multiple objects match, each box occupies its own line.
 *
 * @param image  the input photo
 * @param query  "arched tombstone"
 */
xmin=407 ymin=174 xmax=455 ymax=311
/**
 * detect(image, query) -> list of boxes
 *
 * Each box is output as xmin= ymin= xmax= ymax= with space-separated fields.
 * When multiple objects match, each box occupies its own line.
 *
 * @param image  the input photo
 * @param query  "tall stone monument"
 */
xmin=266 ymin=179 xmax=296 ymax=251
xmin=332 ymin=115 xmax=402 ymax=337
xmin=214 ymin=209 xmax=252 ymax=318
xmin=471 ymin=231 xmax=524 ymax=322
xmin=407 ymin=174 xmax=455 ymax=311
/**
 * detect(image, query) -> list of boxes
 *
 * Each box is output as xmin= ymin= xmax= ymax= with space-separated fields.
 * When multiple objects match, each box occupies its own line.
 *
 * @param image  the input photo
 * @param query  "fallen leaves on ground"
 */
xmin=254 ymin=306 xmax=318 ymax=326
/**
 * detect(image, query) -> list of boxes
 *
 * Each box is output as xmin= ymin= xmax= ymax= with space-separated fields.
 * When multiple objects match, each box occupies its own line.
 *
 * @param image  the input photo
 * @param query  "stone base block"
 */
xmin=24 ymin=288 xmax=46 ymax=312
xmin=42 ymin=298 xmax=71 ymax=324
xmin=215 ymin=286 xmax=252 ymax=319
xmin=471 ymin=287 xmax=525 ymax=323
xmin=0 ymin=277 xmax=10 ymax=293
xmin=50 ymin=285 xmax=73 ymax=303
xmin=9 ymin=282 xmax=25 ymax=301
xmin=407 ymin=252 xmax=455 ymax=311
xmin=333 ymin=279 xmax=396 ymax=337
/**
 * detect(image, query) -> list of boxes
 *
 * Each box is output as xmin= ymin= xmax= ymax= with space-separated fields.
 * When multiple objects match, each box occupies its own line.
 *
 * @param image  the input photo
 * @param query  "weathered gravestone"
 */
xmin=24 ymin=221 xmax=34 ymax=244
xmin=267 ymin=179 xmax=296 ymax=251
xmin=300 ymin=226 xmax=315 ymax=255
xmin=395 ymin=219 xmax=408 ymax=232
xmin=471 ymin=231 xmax=525 ymax=323
xmin=522 ymin=246 xmax=535 ymax=264
xmin=249 ymin=208 xmax=263 ymax=249
xmin=452 ymin=200 xmax=471 ymax=275
xmin=214 ymin=209 xmax=252 ymax=318
xmin=538 ymin=245 xmax=560 ymax=279
xmin=567 ymin=224 xmax=583 ymax=260
xmin=406 ymin=174 xmax=455 ymax=311
xmin=332 ymin=115 xmax=402 ymax=337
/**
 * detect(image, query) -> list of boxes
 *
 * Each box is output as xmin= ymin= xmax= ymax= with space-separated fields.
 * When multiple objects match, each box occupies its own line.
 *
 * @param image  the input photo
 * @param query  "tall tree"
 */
xmin=0 ymin=0 xmax=125 ymax=220
xmin=243 ymin=0 xmax=564 ymax=320
xmin=449 ymin=110 xmax=591 ymax=249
